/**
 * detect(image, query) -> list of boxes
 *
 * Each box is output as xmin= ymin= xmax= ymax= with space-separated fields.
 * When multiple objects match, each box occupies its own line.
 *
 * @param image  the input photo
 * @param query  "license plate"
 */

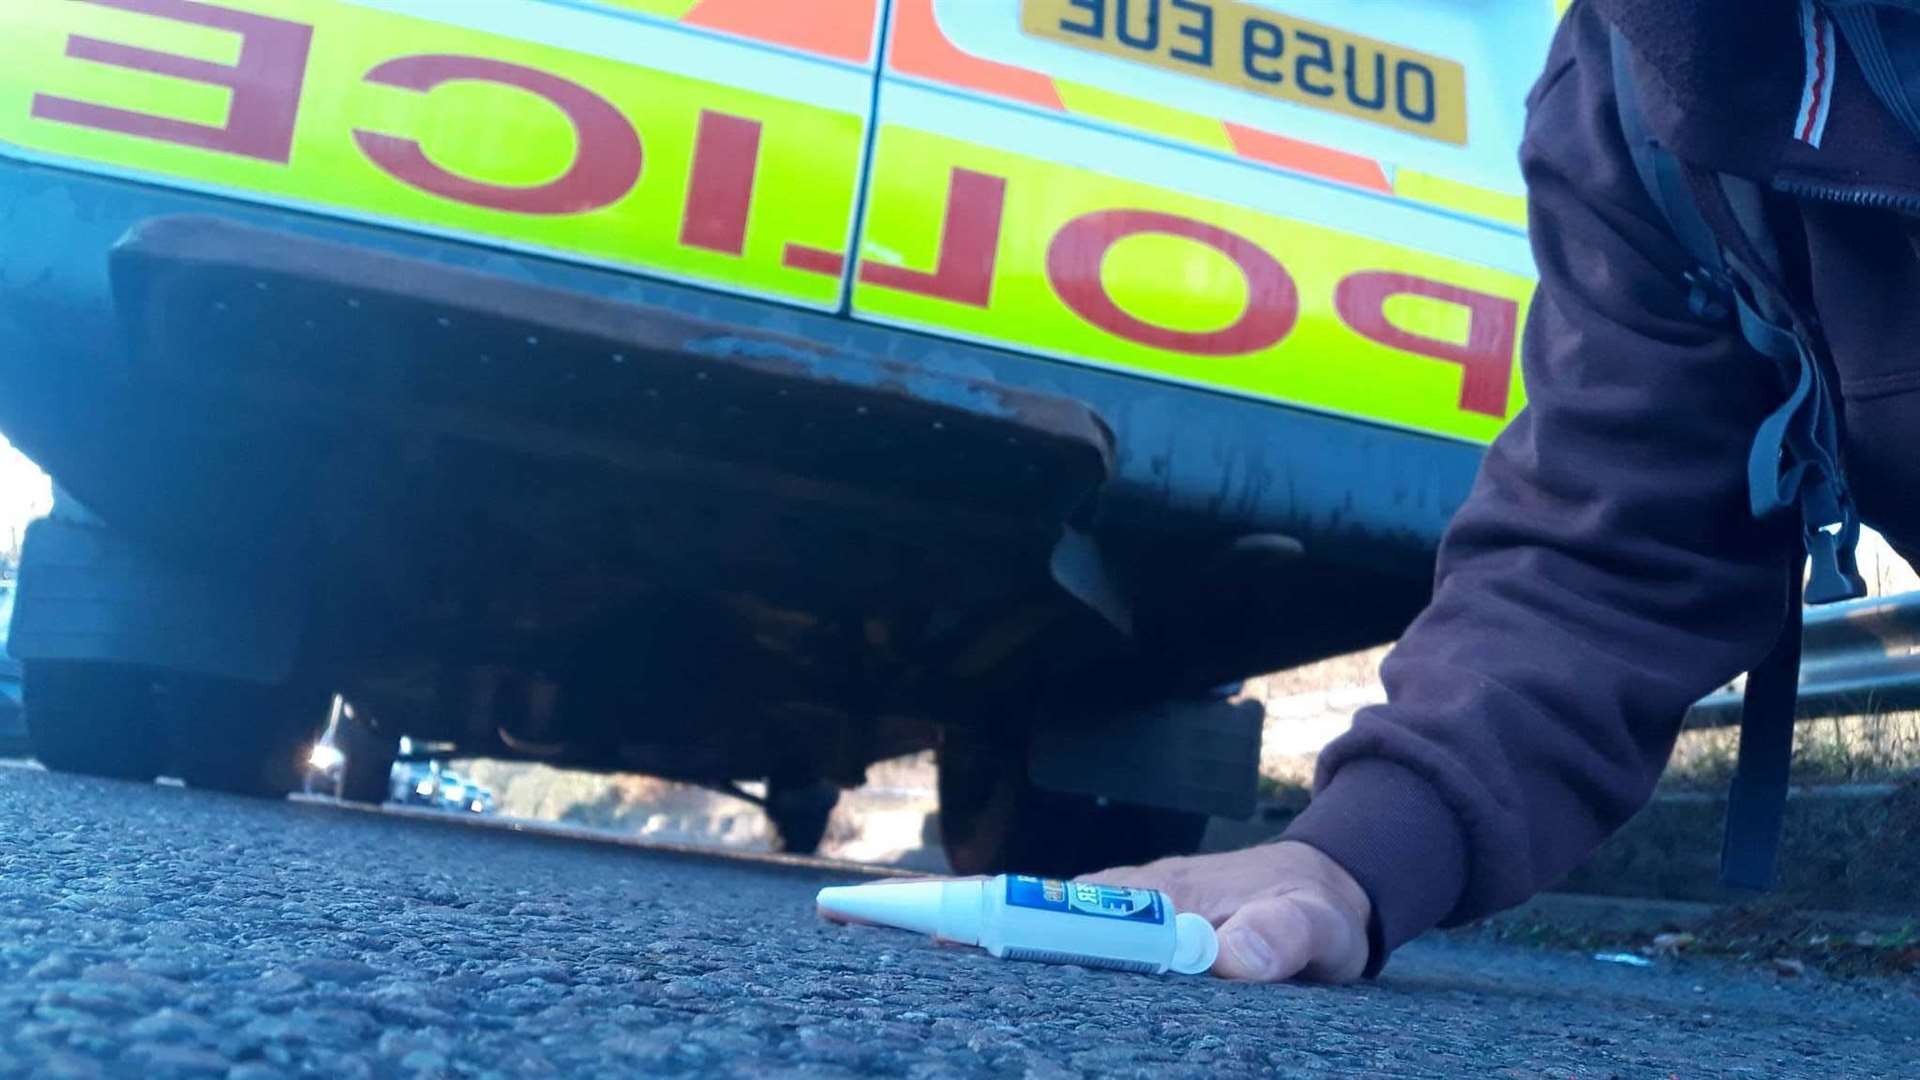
xmin=1022 ymin=0 xmax=1468 ymax=145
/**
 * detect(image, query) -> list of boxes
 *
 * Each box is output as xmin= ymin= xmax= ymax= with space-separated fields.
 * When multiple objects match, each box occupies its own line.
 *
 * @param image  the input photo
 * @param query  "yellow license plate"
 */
xmin=1022 ymin=0 xmax=1468 ymax=145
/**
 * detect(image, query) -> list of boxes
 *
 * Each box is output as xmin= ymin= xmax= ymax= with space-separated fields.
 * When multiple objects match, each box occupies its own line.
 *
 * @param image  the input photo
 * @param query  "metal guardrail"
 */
xmin=1686 ymin=591 xmax=1920 ymax=729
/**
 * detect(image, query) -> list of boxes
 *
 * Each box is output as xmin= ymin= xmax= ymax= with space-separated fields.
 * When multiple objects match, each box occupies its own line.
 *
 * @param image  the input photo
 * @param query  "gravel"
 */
xmin=1 ymin=761 xmax=1916 ymax=1077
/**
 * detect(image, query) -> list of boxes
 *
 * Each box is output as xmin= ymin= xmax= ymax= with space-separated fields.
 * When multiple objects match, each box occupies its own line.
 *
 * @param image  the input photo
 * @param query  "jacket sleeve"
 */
xmin=1281 ymin=2 xmax=1800 ymax=974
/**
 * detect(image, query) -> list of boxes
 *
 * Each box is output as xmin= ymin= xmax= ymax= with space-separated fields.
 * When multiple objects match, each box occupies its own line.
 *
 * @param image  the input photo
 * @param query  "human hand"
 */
xmin=1083 ymin=840 xmax=1372 ymax=983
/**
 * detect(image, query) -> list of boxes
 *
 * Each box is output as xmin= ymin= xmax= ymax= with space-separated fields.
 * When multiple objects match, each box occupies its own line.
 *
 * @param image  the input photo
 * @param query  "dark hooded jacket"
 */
xmin=1283 ymin=0 xmax=1920 ymax=974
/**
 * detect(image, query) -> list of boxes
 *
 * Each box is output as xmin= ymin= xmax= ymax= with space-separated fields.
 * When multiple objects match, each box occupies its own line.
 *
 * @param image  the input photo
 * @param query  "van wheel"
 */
xmin=766 ymin=777 xmax=841 ymax=855
xmin=168 ymin=676 xmax=332 ymax=798
xmin=23 ymin=661 xmax=166 ymax=781
xmin=335 ymin=704 xmax=399 ymax=806
xmin=937 ymin=732 xmax=1208 ymax=878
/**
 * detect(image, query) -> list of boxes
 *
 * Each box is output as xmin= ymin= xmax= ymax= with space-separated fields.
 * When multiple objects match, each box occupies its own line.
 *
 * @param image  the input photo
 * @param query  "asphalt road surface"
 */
xmin=2 ymin=763 xmax=1916 ymax=1079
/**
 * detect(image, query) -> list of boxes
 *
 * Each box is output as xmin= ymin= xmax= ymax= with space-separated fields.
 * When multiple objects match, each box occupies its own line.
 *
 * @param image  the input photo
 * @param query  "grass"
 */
xmin=1663 ymin=710 xmax=1920 ymax=793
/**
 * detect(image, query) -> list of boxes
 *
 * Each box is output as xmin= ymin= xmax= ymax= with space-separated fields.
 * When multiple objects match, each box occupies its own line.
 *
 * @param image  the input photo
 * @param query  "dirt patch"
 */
xmin=1460 ymin=897 xmax=1920 ymax=978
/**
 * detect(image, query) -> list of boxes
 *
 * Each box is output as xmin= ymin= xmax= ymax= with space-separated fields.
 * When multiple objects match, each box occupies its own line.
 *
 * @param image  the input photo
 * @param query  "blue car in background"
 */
xmin=389 ymin=760 xmax=497 ymax=817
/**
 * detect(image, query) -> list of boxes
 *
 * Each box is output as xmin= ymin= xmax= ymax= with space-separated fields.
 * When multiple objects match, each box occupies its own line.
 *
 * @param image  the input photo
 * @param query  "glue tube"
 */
xmin=816 ymin=874 xmax=1218 ymax=976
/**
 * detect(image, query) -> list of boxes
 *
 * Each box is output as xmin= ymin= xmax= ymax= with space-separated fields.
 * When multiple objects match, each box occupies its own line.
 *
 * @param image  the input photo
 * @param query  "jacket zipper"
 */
xmin=1774 ymin=176 xmax=1920 ymax=215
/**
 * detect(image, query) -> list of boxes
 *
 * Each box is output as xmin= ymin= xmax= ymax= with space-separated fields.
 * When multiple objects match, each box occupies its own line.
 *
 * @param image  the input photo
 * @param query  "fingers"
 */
xmin=1079 ymin=864 xmax=1206 ymax=917
xmin=1083 ymin=848 xmax=1372 ymax=983
xmin=1079 ymin=861 xmax=1240 ymax=927
xmin=1212 ymin=892 xmax=1368 ymax=984
xmin=1075 ymin=865 xmax=1149 ymax=888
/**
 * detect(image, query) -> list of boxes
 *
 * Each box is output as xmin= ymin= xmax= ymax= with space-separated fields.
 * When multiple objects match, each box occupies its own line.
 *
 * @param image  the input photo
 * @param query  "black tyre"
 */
xmin=167 ymin=676 xmax=332 ymax=798
xmin=0 ymin=691 xmax=31 ymax=758
xmin=335 ymin=704 xmax=399 ymax=805
xmin=765 ymin=777 xmax=841 ymax=855
xmin=23 ymin=661 xmax=166 ymax=781
xmin=937 ymin=732 xmax=1209 ymax=878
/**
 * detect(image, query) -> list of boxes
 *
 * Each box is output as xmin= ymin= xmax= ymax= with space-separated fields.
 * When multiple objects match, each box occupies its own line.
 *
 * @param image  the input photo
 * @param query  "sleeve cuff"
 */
xmin=1281 ymin=758 xmax=1470 ymax=977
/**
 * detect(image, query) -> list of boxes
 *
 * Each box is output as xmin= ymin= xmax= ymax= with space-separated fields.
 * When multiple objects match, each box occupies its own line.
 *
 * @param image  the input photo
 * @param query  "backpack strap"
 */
xmin=1609 ymin=30 xmax=1735 ymax=321
xmin=1609 ymin=29 xmax=1864 ymax=605
xmin=1687 ymin=171 xmax=1866 ymax=606
xmin=1609 ymin=26 xmax=1867 ymax=889
xmin=1721 ymin=559 xmax=1806 ymax=889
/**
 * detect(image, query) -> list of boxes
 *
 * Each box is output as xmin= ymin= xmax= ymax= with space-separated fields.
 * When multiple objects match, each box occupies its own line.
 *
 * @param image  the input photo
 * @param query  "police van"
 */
xmin=0 ymin=0 xmax=1555 ymax=872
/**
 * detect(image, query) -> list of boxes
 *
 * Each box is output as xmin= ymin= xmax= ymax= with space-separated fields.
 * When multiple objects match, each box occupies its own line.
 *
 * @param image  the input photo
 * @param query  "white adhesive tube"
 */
xmin=816 ymin=874 xmax=1218 ymax=976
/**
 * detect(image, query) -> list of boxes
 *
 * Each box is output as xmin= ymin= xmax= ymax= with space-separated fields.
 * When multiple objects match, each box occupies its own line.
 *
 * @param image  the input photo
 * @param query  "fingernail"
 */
xmin=1224 ymin=928 xmax=1274 ymax=976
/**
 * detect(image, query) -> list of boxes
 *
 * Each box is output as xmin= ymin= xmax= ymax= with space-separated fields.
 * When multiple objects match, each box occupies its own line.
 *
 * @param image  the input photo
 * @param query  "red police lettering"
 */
xmin=681 ymin=110 xmax=761 ymax=255
xmin=859 ymin=168 xmax=1006 ymax=306
xmin=1334 ymin=271 xmax=1517 ymax=417
xmin=782 ymin=243 xmax=847 ymax=276
xmin=355 ymin=55 xmax=642 ymax=215
xmin=30 ymin=0 xmax=312 ymax=163
xmin=1046 ymin=209 xmax=1297 ymax=355
xmin=682 ymin=111 xmax=852 ymax=277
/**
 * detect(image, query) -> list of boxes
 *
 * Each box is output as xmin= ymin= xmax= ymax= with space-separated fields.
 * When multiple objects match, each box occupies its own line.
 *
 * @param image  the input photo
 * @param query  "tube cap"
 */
xmin=1170 ymin=912 xmax=1219 ymax=975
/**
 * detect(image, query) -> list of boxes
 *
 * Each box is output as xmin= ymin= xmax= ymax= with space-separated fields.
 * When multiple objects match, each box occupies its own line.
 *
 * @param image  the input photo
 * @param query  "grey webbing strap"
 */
xmin=1612 ymin=27 xmax=1865 ymax=605
xmin=1718 ymin=177 xmax=1787 ymax=304
xmin=1609 ymin=29 xmax=1734 ymax=320
xmin=1831 ymin=3 xmax=1920 ymax=145
xmin=1684 ymin=173 xmax=1866 ymax=605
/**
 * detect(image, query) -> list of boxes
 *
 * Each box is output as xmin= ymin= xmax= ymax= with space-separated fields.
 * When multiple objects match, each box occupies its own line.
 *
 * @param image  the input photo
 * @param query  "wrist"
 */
xmin=1282 ymin=759 xmax=1469 ymax=975
xmin=1274 ymin=839 xmax=1371 ymax=932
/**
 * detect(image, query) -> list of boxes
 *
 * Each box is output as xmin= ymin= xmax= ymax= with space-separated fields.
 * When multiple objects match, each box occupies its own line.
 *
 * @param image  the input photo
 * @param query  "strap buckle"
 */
xmin=1805 ymin=522 xmax=1867 ymax=605
xmin=1683 ymin=267 xmax=1734 ymax=322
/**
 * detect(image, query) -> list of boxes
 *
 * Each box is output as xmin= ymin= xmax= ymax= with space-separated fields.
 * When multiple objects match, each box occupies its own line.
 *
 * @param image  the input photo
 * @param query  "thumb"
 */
xmin=1212 ymin=892 xmax=1368 ymax=984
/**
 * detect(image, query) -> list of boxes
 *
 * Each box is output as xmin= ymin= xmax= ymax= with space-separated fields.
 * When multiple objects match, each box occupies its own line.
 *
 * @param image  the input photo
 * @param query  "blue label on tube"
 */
xmin=1004 ymin=876 xmax=1166 ymax=924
